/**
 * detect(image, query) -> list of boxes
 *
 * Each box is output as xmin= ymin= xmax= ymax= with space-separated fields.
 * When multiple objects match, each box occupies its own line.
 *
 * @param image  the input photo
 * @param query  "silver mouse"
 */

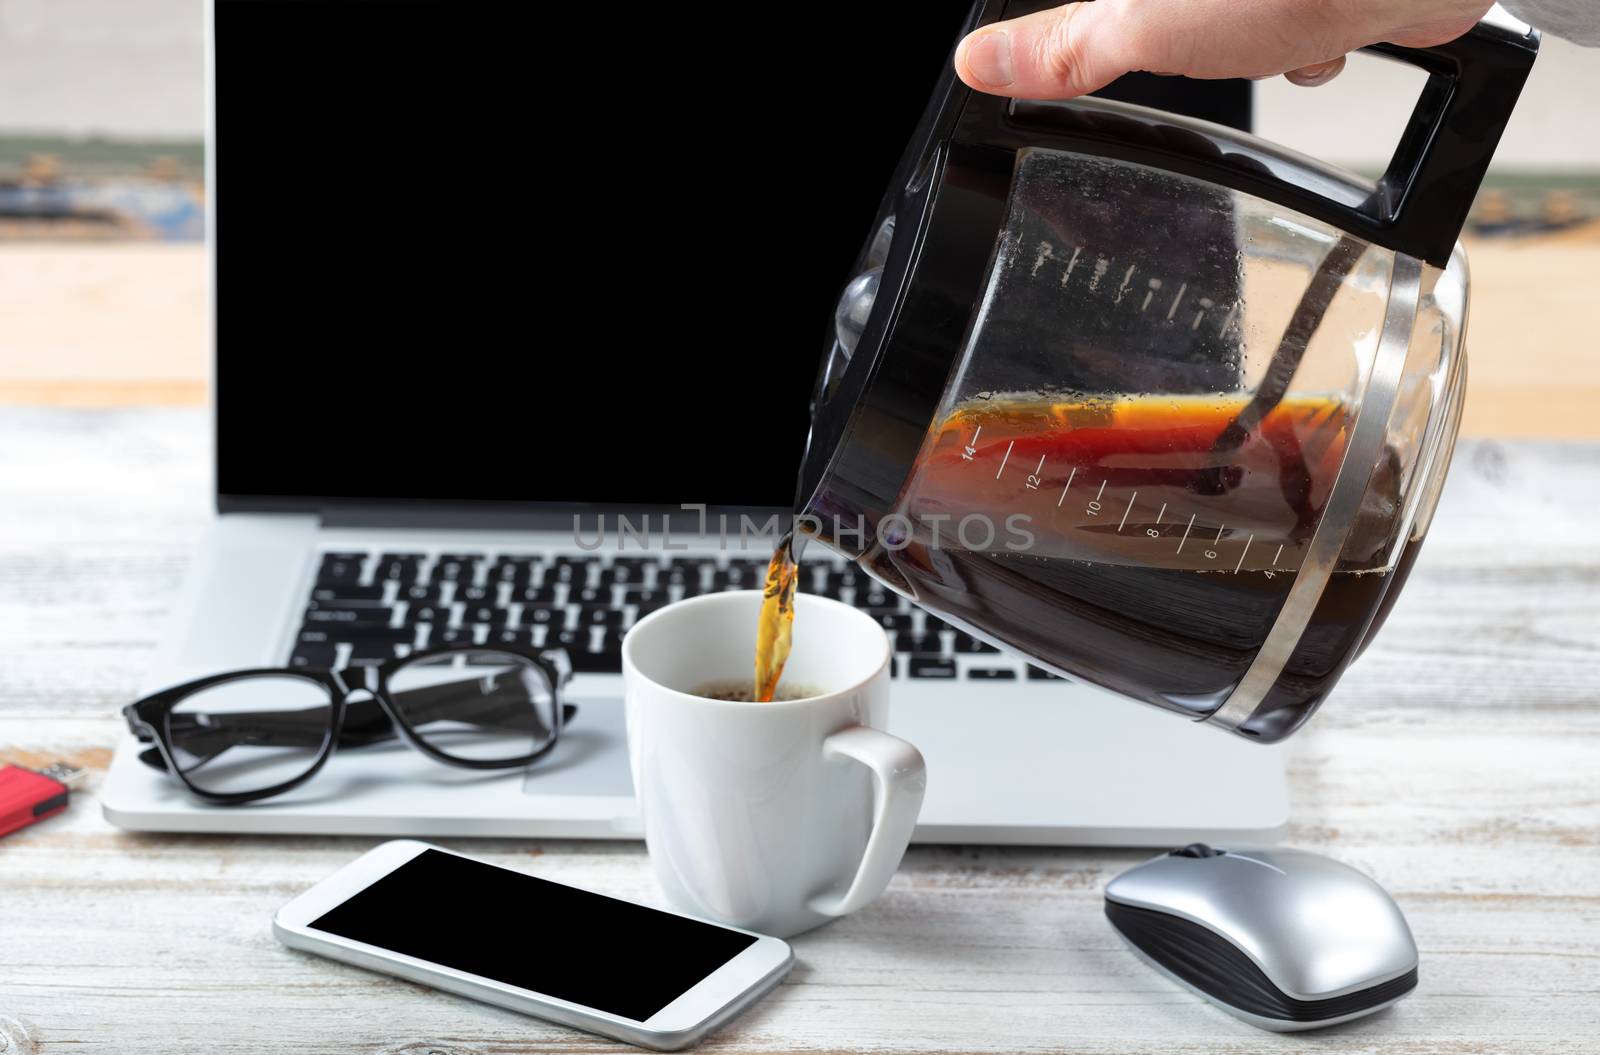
xmin=1105 ymin=844 xmax=1418 ymax=1032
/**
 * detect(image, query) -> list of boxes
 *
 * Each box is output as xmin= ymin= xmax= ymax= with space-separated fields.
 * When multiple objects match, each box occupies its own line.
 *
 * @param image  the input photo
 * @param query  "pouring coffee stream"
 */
xmin=753 ymin=530 xmax=801 ymax=702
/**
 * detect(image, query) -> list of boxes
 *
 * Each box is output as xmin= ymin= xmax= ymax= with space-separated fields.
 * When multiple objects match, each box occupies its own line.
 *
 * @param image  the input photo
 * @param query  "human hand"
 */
xmin=954 ymin=0 xmax=1495 ymax=98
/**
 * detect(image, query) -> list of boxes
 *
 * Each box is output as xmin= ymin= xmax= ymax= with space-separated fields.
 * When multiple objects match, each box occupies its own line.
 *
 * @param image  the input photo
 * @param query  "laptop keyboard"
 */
xmin=295 ymin=549 xmax=1066 ymax=682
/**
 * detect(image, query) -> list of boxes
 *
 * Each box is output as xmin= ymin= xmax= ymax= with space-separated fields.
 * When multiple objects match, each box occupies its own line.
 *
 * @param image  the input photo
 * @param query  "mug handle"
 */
xmin=806 ymin=725 xmax=927 ymax=919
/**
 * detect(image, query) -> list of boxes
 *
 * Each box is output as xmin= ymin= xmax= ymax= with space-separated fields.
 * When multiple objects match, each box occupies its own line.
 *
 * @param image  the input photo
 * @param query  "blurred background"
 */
xmin=0 ymin=0 xmax=1595 ymax=433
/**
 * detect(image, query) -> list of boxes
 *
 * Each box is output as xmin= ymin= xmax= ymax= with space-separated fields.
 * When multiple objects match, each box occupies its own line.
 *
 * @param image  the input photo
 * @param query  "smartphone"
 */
xmin=273 ymin=840 xmax=793 ymax=1051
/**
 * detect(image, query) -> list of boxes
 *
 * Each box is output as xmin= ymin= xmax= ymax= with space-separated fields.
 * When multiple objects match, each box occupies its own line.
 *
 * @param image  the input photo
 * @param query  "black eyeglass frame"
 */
xmin=121 ymin=645 xmax=576 ymax=806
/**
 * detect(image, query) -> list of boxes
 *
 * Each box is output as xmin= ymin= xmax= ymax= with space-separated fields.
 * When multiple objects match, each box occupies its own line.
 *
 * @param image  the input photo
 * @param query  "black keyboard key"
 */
xmin=871 ymin=613 xmax=914 ymax=633
xmin=436 ymin=552 xmax=487 ymax=563
xmin=304 ymin=606 xmax=394 ymax=628
xmin=400 ymin=584 xmax=446 ymax=604
xmin=321 ymin=551 xmax=368 ymax=562
xmin=552 ymin=628 xmax=590 ymax=653
xmin=315 ymin=557 xmax=364 ymax=585
xmin=289 ymin=644 xmax=336 ymax=670
xmin=923 ymin=615 xmax=950 ymax=633
xmin=520 ymin=604 xmax=565 ymax=626
xmin=487 ymin=561 xmax=536 ymax=585
xmin=548 ymin=560 xmax=595 ymax=584
xmin=462 ymin=605 xmax=509 ymax=626
xmin=348 ymin=642 xmax=401 ymax=667
xmin=858 ymin=590 xmax=897 ymax=610
xmin=954 ymin=633 xmax=1001 ymax=654
xmin=889 ymin=657 xmax=900 ymax=678
xmin=622 ymin=587 xmax=668 ymax=605
xmin=433 ymin=627 xmax=480 ymax=647
xmin=404 ymin=605 xmax=451 ymax=626
xmin=568 ymin=649 xmax=623 ymax=673
xmin=297 ymin=629 xmax=336 ymax=646
xmin=580 ymin=609 xmax=626 ymax=629
xmin=709 ymin=569 xmax=760 ymax=591
xmin=612 ymin=557 xmax=658 ymax=571
xmin=1027 ymin=666 xmax=1064 ymax=681
xmin=312 ymin=584 xmax=384 ymax=603
xmin=597 ymin=564 xmax=647 ymax=586
xmin=491 ymin=628 xmax=535 ymax=648
xmin=373 ymin=557 xmax=420 ymax=582
xmin=968 ymin=668 xmax=1018 ymax=681
xmin=315 ymin=626 xmax=414 ymax=646
xmin=515 ymin=585 xmax=560 ymax=605
xmin=570 ymin=587 xmax=612 ymax=608
xmin=895 ymin=634 xmax=944 ymax=655
xmin=455 ymin=584 xmax=492 ymax=605
xmin=432 ymin=558 xmax=476 ymax=581
xmin=910 ymin=658 xmax=958 ymax=679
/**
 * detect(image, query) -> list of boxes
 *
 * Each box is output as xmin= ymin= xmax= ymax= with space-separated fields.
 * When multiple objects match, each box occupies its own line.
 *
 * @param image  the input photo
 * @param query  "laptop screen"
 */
xmin=215 ymin=1 xmax=975 ymax=512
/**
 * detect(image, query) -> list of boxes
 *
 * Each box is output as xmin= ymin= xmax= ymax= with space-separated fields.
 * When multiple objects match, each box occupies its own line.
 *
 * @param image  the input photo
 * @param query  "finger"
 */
xmin=955 ymin=3 xmax=1135 ymax=100
xmin=1283 ymin=56 xmax=1347 ymax=87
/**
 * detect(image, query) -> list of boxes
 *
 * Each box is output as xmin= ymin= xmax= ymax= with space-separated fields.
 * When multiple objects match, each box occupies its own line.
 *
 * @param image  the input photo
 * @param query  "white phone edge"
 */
xmin=271 ymin=839 xmax=794 ymax=1051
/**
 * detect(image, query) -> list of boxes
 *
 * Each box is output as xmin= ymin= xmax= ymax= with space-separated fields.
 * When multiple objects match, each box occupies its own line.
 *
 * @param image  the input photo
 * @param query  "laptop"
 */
xmin=101 ymin=0 xmax=1287 ymax=845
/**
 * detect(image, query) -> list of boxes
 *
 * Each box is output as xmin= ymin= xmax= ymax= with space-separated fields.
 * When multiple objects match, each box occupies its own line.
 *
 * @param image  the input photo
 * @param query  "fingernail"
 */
xmin=1289 ymin=60 xmax=1342 ymax=86
xmin=962 ymin=30 xmax=1015 ymax=88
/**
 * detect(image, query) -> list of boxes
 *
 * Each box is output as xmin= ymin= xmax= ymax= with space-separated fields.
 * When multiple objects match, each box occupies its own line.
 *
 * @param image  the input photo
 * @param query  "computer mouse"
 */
xmin=1105 ymin=843 xmax=1418 ymax=1031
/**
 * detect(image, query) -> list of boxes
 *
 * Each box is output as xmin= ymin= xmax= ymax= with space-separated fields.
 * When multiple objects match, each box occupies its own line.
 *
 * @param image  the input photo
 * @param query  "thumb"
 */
xmin=955 ymin=3 xmax=1137 ymax=100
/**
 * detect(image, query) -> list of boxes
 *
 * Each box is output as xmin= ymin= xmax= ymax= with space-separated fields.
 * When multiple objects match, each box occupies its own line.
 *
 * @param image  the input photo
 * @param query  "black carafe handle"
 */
xmin=1359 ymin=24 xmax=1540 ymax=266
xmin=991 ymin=9 xmax=1539 ymax=267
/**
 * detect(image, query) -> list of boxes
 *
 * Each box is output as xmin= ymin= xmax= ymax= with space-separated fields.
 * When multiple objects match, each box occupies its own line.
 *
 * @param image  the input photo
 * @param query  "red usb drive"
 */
xmin=0 ymin=763 xmax=85 ymax=837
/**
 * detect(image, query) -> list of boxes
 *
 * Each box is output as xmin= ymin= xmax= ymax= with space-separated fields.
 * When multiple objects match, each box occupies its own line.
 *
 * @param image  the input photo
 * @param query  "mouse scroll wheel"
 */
xmin=1171 ymin=843 xmax=1227 ymax=858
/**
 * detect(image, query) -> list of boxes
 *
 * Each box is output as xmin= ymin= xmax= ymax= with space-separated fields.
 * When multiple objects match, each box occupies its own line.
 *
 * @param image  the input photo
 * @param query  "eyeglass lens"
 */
xmin=385 ymin=650 xmax=559 ymax=763
xmin=165 ymin=675 xmax=334 ymax=796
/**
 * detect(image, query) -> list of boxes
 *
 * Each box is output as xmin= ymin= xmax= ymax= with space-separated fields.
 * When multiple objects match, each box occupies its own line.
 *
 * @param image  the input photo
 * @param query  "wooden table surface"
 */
xmin=1 ymin=409 xmax=1597 ymax=1055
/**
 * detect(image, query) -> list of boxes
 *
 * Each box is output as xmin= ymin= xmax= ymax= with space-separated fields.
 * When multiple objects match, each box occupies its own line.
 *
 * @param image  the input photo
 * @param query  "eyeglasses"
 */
xmin=121 ymin=646 xmax=576 ymax=805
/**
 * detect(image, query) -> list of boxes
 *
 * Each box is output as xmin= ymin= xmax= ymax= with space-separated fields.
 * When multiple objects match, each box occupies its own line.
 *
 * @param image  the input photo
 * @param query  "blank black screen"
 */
xmin=309 ymin=849 xmax=758 ymax=1022
xmin=216 ymin=1 xmax=975 ymax=508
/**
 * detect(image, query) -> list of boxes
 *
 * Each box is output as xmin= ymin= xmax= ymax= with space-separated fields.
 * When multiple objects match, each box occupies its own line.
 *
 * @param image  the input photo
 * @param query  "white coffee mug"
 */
xmin=622 ymin=590 xmax=926 ymax=938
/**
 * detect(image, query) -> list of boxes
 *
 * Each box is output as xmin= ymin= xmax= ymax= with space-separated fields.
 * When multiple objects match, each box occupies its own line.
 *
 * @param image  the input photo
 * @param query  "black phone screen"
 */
xmin=308 ymin=849 xmax=759 ymax=1022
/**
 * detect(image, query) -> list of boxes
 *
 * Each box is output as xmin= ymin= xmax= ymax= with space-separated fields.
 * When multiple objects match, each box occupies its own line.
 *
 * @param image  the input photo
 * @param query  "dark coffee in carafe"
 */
xmin=859 ymin=393 xmax=1416 ymax=736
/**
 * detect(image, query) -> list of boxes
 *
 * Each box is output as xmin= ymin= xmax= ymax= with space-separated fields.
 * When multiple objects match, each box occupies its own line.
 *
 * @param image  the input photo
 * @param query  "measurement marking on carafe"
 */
xmin=1272 ymin=544 xmax=1285 ymax=567
xmin=1218 ymin=301 xmax=1241 ymax=336
xmin=1114 ymin=265 xmax=1137 ymax=304
xmin=1057 ymin=468 xmax=1079 ymax=507
xmin=1117 ymin=493 xmax=1137 ymax=532
xmin=1215 ymin=525 xmax=1227 ymax=543
xmin=962 ymin=427 xmax=982 ymax=462
xmin=1145 ymin=503 xmax=1168 ymax=540
xmin=1177 ymin=514 xmax=1197 ymax=553
xmin=1086 ymin=479 xmax=1107 ymax=517
xmin=1141 ymin=278 xmax=1162 ymax=313
xmin=1025 ymin=455 xmax=1046 ymax=491
xmin=1063 ymin=246 xmax=1083 ymax=285
xmin=1234 ymin=534 xmax=1255 ymax=574
xmin=1030 ymin=242 xmax=1055 ymax=277
xmin=996 ymin=441 xmax=1015 ymax=480
xmin=1166 ymin=283 xmax=1189 ymax=322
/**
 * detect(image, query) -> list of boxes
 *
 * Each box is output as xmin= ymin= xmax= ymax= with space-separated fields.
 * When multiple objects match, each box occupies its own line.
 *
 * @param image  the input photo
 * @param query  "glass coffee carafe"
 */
xmin=795 ymin=4 xmax=1539 ymax=742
